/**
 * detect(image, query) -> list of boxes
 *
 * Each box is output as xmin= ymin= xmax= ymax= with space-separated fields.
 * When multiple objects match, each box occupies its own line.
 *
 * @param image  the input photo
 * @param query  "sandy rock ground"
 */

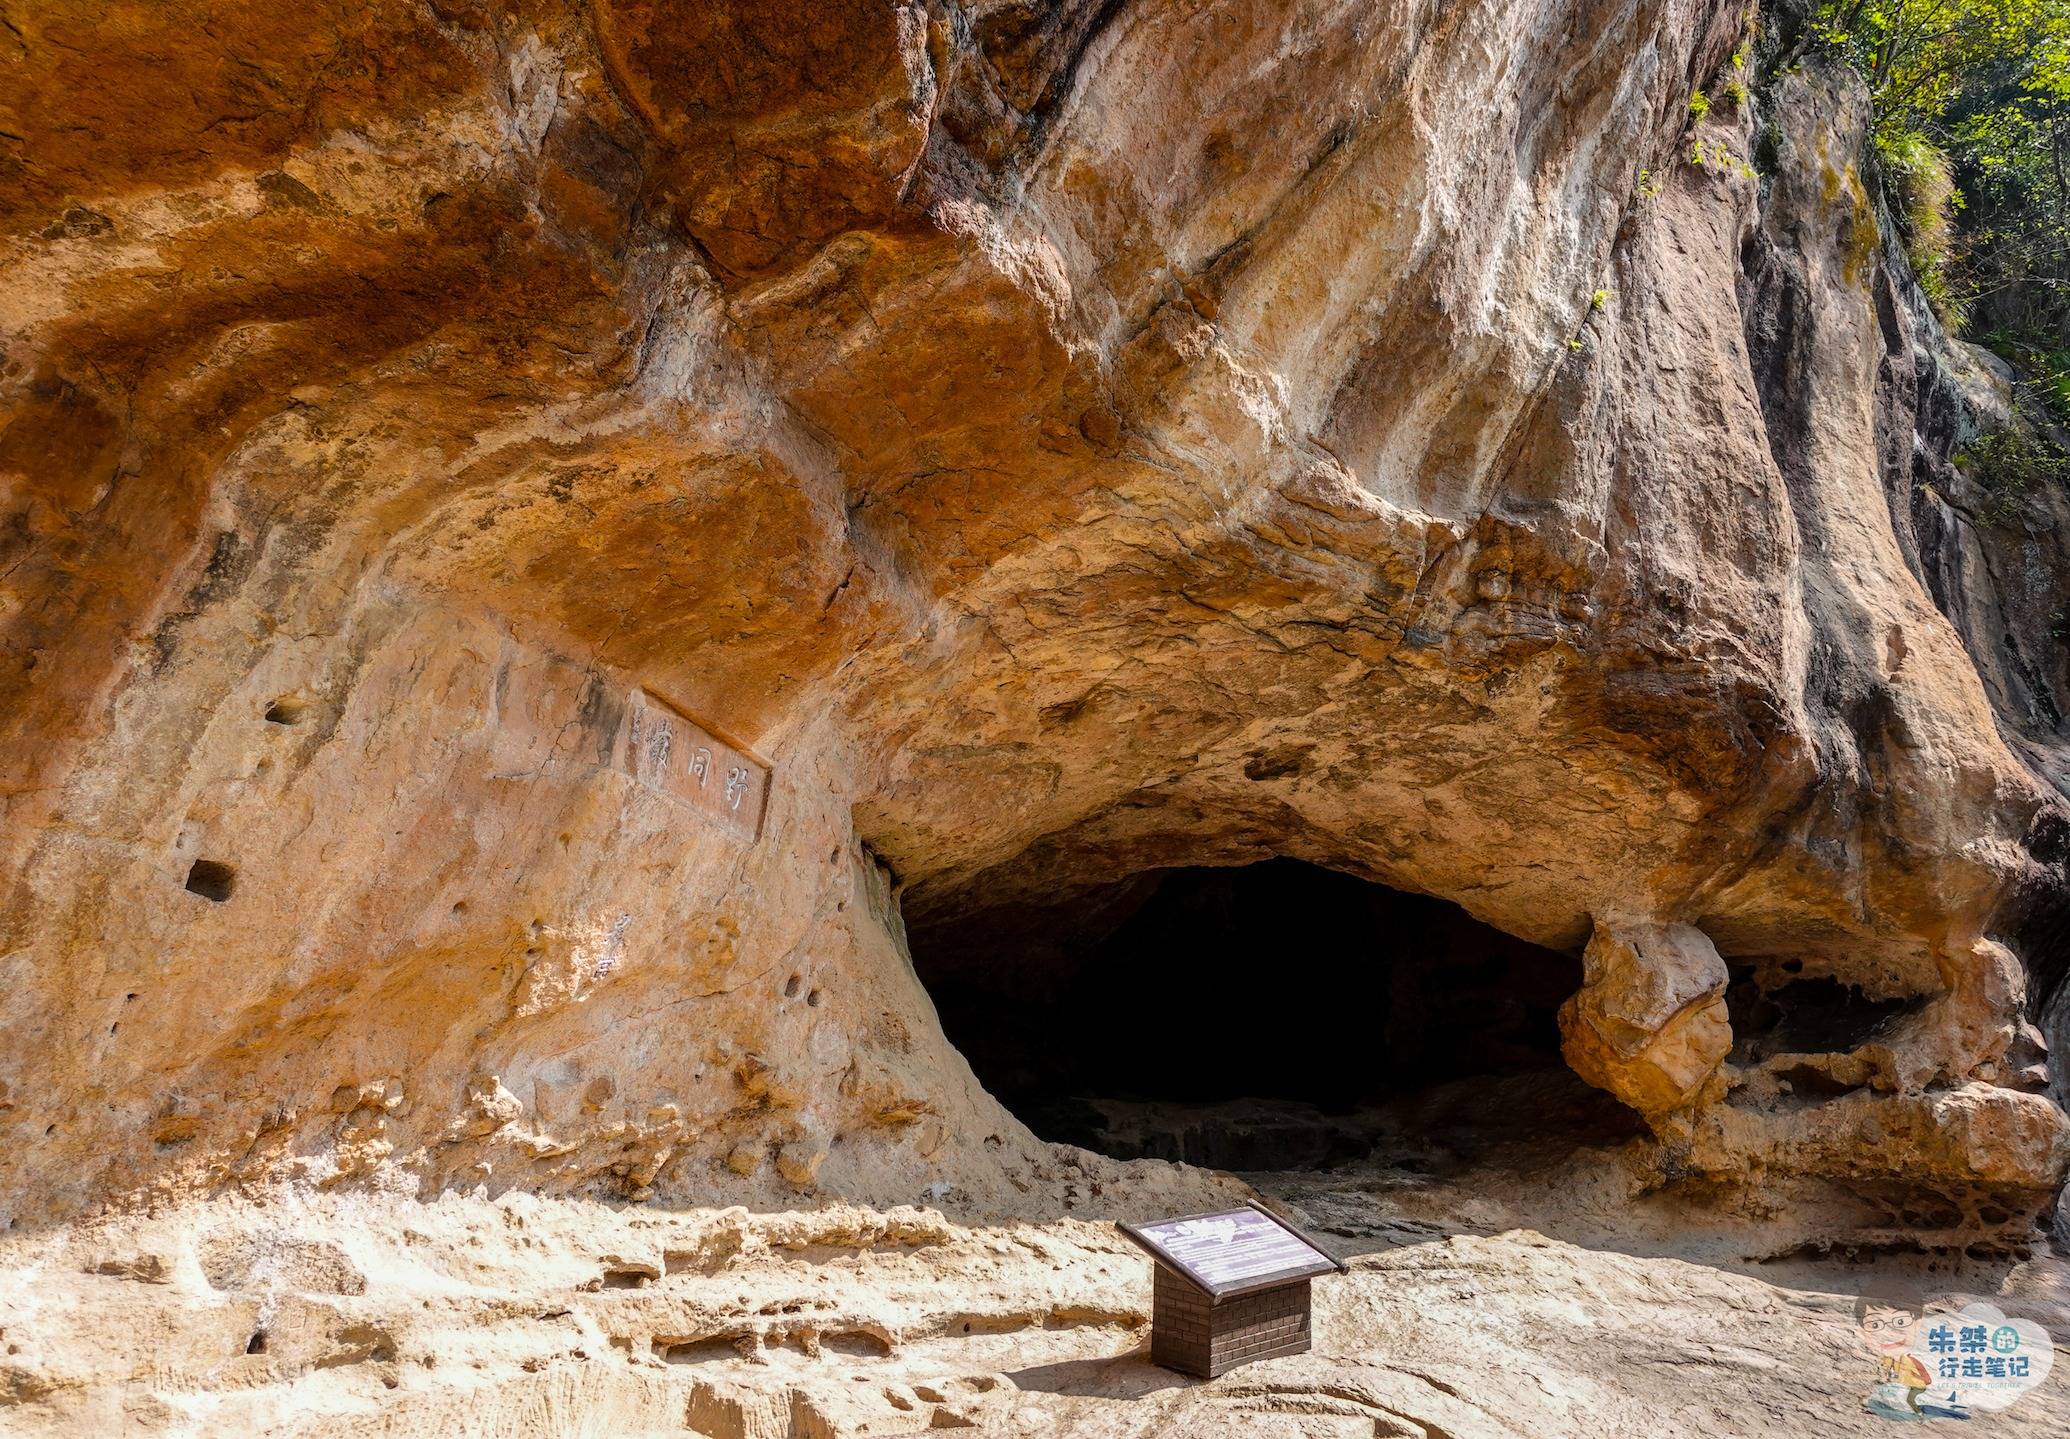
xmin=8 ymin=1098 xmax=2067 ymax=1439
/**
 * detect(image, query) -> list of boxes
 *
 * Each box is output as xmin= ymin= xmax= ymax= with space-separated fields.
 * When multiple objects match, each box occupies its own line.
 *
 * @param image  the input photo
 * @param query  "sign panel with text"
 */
xmin=1120 ymin=1206 xmax=1341 ymax=1299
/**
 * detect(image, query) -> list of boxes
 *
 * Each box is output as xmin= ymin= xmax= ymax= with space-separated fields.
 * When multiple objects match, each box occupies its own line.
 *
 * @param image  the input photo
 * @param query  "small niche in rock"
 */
xmin=659 ymin=1335 xmax=747 ymax=1364
xmin=245 ymin=1331 xmax=267 ymax=1355
xmin=1727 ymin=971 xmax=1921 ymax=1064
xmin=1770 ymin=1061 xmax=1862 ymax=1099
xmin=908 ymin=857 xmax=1628 ymax=1172
xmin=821 ymin=1328 xmax=894 ymax=1358
xmin=262 ymin=695 xmax=308 ymax=725
xmin=597 ymin=1263 xmax=658 ymax=1290
xmin=184 ymin=859 xmax=236 ymax=903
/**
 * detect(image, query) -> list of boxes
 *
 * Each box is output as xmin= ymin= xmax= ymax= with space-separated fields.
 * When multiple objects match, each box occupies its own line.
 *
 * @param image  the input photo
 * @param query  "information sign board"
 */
xmin=1119 ymin=1206 xmax=1341 ymax=1300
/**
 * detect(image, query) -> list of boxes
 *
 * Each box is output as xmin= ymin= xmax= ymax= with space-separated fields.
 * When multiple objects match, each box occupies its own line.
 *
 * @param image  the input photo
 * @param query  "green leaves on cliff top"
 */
xmin=1812 ymin=0 xmax=2070 ymax=369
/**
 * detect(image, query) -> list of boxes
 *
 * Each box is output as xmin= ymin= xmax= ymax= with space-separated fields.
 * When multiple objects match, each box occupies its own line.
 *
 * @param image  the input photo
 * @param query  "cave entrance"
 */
xmin=909 ymin=858 xmax=1634 ymax=1172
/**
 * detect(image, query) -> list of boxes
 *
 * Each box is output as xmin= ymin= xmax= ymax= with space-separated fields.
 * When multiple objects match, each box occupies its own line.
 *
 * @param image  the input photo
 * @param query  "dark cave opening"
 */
xmin=1724 ymin=972 xmax=1923 ymax=1060
xmin=909 ymin=858 xmax=1635 ymax=1171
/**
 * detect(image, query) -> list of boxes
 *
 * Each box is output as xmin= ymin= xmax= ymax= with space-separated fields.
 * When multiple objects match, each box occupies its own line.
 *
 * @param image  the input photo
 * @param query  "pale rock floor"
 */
xmin=6 ymin=1086 xmax=2068 ymax=1439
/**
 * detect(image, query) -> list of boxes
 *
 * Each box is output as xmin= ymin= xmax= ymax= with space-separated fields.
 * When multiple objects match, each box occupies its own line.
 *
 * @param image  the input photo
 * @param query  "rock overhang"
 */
xmin=0 ymin=0 xmax=2064 ymax=1238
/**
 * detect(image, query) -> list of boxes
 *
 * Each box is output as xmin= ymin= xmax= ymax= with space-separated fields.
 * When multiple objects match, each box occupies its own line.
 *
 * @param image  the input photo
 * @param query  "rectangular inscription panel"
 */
xmin=615 ymin=690 xmax=768 ymax=842
xmin=1121 ymin=1207 xmax=1340 ymax=1300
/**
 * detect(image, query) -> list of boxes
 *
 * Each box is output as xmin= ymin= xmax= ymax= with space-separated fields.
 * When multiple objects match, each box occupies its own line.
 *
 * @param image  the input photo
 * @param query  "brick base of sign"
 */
xmin=1149 ymin=1267 xmax=1313 ymax=1378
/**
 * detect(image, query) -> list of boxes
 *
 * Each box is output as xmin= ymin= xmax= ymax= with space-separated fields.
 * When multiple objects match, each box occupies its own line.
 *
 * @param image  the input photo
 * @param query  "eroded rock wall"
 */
xmin=1 ymin=0 xmax=2065 ymax=1234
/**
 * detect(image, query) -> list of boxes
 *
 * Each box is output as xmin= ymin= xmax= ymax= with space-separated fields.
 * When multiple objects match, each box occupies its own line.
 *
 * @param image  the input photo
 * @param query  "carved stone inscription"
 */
xmin=615 ymin=691 xmax=769 ymax=841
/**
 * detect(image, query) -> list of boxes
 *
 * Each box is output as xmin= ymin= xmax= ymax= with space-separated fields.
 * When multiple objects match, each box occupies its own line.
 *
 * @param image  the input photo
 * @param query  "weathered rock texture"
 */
xmin=8 ymin=1151 xmax=2070 ymax=1439
xmin=1561 ymin=922 xmax=1733 ymax=1117
xmin=2 ymin=0 xmax=2067 ymax=1266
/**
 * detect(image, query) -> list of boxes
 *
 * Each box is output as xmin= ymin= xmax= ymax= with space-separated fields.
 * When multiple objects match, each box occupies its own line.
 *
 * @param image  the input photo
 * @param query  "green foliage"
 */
xmin=1689 ymin=88 xmax=1712 ymax=119
xmin=1811 ymin=1 xmax=2067 ymax=141
xmin=1957 ymin=427 xmax=2070 ymax=520
xmin=1811 ymin=1 xmax=2070 ymax=350
xmin=1723 ymin=46 xmax=1752 ymax=110
xmin=1591 ymin=288 xmax=1613 ymax=311
xmin=1978 ymin=331 xmax=2070 ymax=424
xmin=1687 ymin=138 xmax=1759 ymax=179
xmin=1877 ymin=126 xmax=1966 ymax=323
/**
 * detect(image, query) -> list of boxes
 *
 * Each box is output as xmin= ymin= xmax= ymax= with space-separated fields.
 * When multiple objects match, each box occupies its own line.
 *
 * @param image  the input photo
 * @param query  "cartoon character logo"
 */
xmin=1856 ymin=1291 xmax=2052 ymax=1421
xmin=1856 ymin=1293 xmax=1937 ymax=1421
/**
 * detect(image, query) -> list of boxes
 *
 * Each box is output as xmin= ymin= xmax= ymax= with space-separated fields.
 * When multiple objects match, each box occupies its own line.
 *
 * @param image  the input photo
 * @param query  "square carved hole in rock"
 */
xmin=907 ymin=857 xmax=1636 ymax=1175
xmin=185 ymin=859 xmax=236 ymax=903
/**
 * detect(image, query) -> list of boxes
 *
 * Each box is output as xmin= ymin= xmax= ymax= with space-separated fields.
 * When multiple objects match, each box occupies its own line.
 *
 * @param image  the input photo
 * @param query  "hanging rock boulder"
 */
xmin=1561 ymin=922 xmax=1734 ymax=1118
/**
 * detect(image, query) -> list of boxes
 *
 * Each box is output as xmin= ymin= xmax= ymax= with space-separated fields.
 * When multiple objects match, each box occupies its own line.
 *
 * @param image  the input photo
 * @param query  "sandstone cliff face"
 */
xmin=1 ymin=0 xmax=2066 ymax=1241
